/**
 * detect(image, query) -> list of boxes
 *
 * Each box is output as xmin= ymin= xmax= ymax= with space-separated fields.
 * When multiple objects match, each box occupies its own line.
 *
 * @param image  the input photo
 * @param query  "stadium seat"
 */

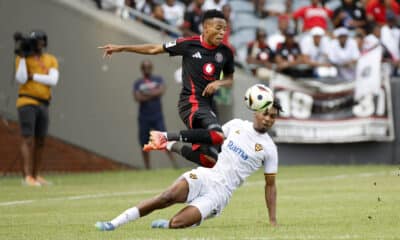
xmin=259 ymin=17 xmax=279 ymax=35
xmin=230 ymin=28 xmax=257 ymax=50
xmin=230 ymin=0 xmax=254 ymax=13
xmin=232 ymin=12 xmax=259 ymax=32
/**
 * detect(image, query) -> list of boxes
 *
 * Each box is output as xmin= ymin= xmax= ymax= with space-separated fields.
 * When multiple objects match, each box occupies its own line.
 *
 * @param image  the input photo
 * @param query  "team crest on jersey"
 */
xmin=189 ymin=173 xmax=198 ymax=179
xmin=215 ymin=52 xmax=223 ymax=63
xmin=255 ymin=143 xmax=263 ymax=152
xmin=165 ymin=40 xmax=176 ymax=48
xmin=203 ymin=62 xmax=215 ymax=76
xmin=235 ymin=130 xmax=240 ymax=134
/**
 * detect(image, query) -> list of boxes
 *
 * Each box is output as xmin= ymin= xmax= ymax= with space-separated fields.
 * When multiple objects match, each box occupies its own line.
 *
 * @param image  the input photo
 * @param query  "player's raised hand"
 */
xmin=98 ymin=44 xmax=122 ymax=58
xmin=202 ymin=81 xmax=220 ymax=96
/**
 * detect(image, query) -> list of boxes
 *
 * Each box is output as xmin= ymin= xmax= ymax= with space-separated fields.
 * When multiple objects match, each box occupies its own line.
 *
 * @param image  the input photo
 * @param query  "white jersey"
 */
xmin=210 ymin=119 xmax=278 ymax=194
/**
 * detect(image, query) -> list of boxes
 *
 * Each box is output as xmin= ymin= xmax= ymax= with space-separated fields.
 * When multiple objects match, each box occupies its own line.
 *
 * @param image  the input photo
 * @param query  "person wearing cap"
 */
xmin=327 ymin=27 xmax=360 ymax=81
xmin=275 ymin=29 xmax=313 ymax=78
xmin=300 ymin=27 xmax=337 ymax=78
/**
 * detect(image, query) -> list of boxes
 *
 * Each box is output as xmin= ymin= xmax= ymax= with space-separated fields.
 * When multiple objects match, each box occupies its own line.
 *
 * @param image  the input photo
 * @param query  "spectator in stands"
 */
xmin=275 ymin=29 xmax=312 ymax=78
xmin=162 ymin=0 xmax=184 ymax=28
xmin=137 ymin=0 xmax=155 ymax=16
xmin=366 ymin=0 xmax=400 ymax=25
xmin=301 ymin=27 xmax=337 ymax=78
xmin=133 ymin=60 xmax=178 ymax=170
xmin=142 ymin=4 xmax=174 ymax=36
xmin=292 ymin=0 xmax=334 ymax=32
xmin=181 ymin=0 xmax=205 ymax=36
xmin=354 ymin=30 xmax=366 ymax=52
xmin=14 ymin=31 xmax=59 ymax=186
xmin=246 ymin=28 xmax=275 ymax=81
xmin=380 ymin=12 xmax=400 ymax=75
xmin=202 ymin=0 xmax=227 ymax=11
xmin=152 ymin=4 xmax=167 ymax=24
xmin=100 ymin=0 xmax=130 ymax=18
xmin=333 ymin=0 xmax=367 ymax=30
xmin=253 ymin=0 xmax=282 ymax=18
xmin=328 ymin=27 xmax=360 ymax=81
xmin=268 ymin=15 xmax=290 ymax=51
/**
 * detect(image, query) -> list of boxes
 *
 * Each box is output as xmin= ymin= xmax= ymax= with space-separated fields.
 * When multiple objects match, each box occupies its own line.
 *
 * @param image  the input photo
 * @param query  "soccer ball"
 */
xmin=244 ymin=84 xmax=274 ymax=112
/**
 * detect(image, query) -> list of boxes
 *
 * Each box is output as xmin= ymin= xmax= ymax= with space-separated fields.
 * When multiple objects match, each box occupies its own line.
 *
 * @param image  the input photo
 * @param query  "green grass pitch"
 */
xmin=0 ymin=165 xmax=399 ymax=240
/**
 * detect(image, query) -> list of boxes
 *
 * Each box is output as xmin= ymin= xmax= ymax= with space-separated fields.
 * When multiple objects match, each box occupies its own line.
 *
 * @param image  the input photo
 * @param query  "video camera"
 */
xmin=14 ymin=31 xmax=47 ymax=57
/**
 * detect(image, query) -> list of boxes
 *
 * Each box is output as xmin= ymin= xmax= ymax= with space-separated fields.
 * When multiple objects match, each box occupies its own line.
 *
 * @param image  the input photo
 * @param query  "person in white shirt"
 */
xmin=380 ymin=14 xmax=400 ymax=74
xmin=328 ymin=27 xmax=360 ymax=81
xmin=300 ymin=27 xmax=337 ymax=78
xmin=95 ymin=98 xmax=282 ymax=230
xmin=202 ymin=0 xmax=227 ymax=11
xmin=162 ymin=0 xmax=184 ymax=27
xmin=267 ymin=15 xmax=290 ymax=51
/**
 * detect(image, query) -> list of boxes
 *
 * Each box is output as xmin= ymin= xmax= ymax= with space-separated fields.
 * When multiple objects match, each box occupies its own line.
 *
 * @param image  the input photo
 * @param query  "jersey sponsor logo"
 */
xmin=235 ymin=130 xmax=240 ymax=134
xmin=215 ymin=52 xmax=223 ymax=63
xmin=255 ymin=143 xmax=263 ymax=152
xmin=203 ymin=63 xmax=215 ymax=76
xmin=192 ymin=51 xmax=202 ymax=59
xmin=165 ymin=41 xmax=176 ymax=48
xmin=227 ymin=140 xmax=248 ymax=160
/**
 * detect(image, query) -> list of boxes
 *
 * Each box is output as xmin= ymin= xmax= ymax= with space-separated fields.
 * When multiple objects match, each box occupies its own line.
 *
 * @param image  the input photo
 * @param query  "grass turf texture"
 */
xmin=0 ymin=165 xmax=399 ymax=240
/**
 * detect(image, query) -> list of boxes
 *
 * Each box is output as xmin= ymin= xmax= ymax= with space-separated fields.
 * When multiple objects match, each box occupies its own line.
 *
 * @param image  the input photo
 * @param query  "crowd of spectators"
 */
xmin=92 ymin=0 xmax=400 ymax=81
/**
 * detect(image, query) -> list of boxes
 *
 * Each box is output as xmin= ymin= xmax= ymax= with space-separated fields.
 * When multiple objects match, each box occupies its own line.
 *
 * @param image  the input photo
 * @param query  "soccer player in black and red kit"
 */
xmin=99 ymin=10 xmax=234 ymax=168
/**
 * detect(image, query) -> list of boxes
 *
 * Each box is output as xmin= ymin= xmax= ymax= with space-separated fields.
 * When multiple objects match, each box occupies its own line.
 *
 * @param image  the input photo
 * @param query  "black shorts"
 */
xmin=138 ymin=117 xmax=166 ymax=146
xmin=179 ymin=104 xmax=221 ymax=131
xmin=18 ymin=105 xmax=49 ymax=138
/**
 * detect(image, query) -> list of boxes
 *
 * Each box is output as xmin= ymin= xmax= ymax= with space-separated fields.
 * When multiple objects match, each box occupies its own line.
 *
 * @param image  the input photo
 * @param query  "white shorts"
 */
xmin=180 ymin=167 xmax=230 ymax=222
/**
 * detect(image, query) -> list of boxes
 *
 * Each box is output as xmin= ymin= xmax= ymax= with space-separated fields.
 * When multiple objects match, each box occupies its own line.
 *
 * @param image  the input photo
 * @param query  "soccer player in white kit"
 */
xmin=95 ymin=101 xmax=281 ymax=230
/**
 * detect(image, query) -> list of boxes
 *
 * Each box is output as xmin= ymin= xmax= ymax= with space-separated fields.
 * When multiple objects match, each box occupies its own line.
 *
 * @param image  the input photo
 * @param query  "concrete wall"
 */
xmin=1 ymin=0 xmax=398 ymax=168
xmin=0 ymin=0 xmax=191 ymax=168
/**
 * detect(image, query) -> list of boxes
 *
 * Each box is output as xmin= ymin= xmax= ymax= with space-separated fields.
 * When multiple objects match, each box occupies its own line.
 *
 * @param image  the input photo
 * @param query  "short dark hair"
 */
xmin=201 ymin=9 xmax=225 ymax=23
xmin=272 ymin=98 xmax=283 ymax=116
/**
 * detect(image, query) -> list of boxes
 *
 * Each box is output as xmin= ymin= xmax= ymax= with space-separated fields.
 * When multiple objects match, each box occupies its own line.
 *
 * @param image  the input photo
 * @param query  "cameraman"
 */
xmin=14 ymin=30 xmax=59 ymax=186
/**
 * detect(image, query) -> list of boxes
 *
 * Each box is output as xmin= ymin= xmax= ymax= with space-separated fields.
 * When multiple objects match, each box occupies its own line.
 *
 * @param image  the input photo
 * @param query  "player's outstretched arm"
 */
xmin=264 ymin=174 xmax=277 ymax=227
xmin=98 ymin=44 xmax=165 ymax=58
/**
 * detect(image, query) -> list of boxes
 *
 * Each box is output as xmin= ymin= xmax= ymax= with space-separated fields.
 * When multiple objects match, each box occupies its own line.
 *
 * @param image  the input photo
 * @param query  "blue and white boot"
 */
xmin=95 ymin=222 xmax=115 ymax=231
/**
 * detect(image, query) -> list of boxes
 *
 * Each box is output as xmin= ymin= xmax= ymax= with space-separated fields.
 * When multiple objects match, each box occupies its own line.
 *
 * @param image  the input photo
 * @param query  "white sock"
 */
xmin=110 ymin=206 xmax=140 ymax=228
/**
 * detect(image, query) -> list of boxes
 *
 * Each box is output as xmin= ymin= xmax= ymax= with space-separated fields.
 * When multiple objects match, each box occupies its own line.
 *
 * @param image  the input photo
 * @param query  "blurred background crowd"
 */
xmin=90 ymin=0 xmax=400 ymax=82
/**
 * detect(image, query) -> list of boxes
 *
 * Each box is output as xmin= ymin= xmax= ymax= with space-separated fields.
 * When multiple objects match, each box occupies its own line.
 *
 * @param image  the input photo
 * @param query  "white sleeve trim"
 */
xmin=15 ymin=58 xmax=28 ymax=84
xmin=33 ymin=68 xmax=59 ymax=86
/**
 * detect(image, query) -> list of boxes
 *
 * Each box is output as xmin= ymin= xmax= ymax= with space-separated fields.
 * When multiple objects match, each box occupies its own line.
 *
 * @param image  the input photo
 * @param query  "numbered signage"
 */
xmin=270 ymin=69 xmax=394 ymax=143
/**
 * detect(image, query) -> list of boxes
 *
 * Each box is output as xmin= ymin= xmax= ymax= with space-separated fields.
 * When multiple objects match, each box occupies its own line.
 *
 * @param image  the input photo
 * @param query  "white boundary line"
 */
xmin=0 ymin=170 xmax=395 ymax=207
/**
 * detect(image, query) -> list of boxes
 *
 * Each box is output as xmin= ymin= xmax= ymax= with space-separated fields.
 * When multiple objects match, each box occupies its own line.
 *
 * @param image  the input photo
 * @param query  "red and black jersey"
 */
xmin=163 ymin=35 xmax=235 ymax=109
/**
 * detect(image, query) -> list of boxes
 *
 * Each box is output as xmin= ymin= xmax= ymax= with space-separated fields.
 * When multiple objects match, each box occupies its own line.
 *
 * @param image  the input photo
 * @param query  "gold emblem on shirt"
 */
xmin=189 ymin=173 xmax=198 ymax=180
xmin=255 ymin=143 xmax=263 ymax=152
xmin=235 ymin=130 xmax=240 ymax=134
